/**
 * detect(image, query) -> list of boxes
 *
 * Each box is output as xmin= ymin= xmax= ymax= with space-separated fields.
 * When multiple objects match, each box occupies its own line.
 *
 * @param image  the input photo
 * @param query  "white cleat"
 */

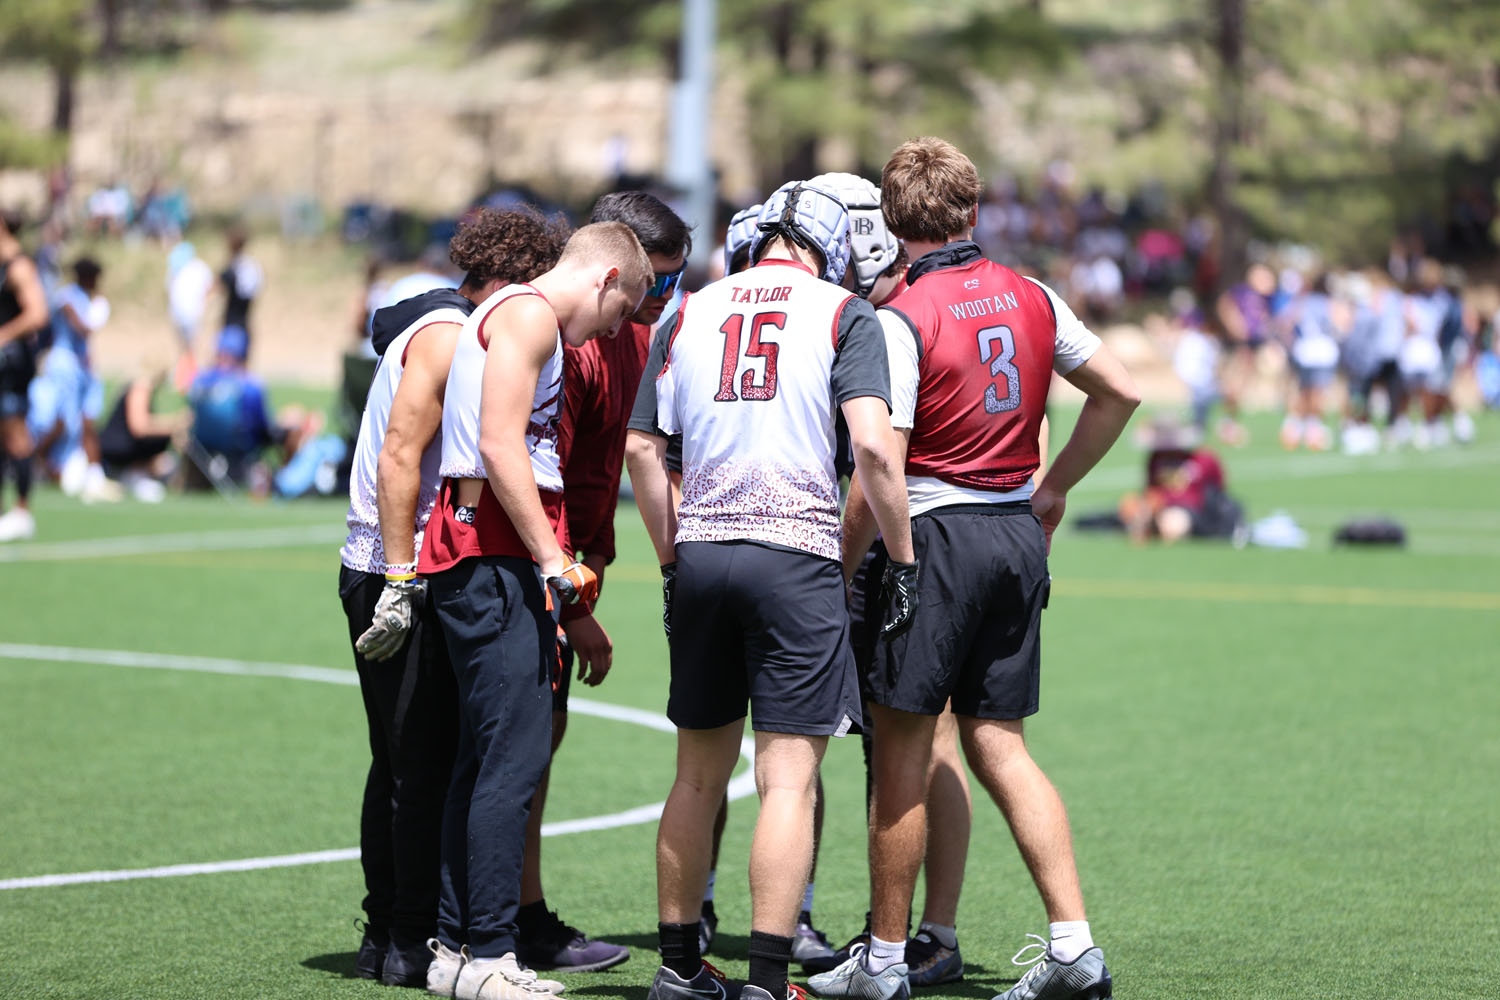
xmin=455 ymin=952 xmax=560 ymax=1000
xmin=0 ymin=507 xmax=36 ymax=542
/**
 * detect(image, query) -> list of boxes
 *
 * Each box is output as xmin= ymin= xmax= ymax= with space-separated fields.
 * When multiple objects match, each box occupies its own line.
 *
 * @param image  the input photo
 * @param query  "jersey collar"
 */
xmin=905 ymin=240 xmax=985 ymax=286
xmin=753 ymin=257 xmax=818 ymax=277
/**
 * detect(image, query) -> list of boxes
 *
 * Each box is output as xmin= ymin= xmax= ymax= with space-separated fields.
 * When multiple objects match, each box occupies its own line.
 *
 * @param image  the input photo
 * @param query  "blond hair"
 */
xmin=559 ymin=221 xmax=653 ymax=292
xmin=881 ymin=137 xmax=983 ymax=244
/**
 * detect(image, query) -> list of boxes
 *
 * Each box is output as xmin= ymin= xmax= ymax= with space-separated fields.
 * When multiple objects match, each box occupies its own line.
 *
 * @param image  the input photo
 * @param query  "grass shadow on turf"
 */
xmin=567 ymin=985 xmax=650 ymax=1000
xmin=300 ymin=951 xmax=365 ymax=980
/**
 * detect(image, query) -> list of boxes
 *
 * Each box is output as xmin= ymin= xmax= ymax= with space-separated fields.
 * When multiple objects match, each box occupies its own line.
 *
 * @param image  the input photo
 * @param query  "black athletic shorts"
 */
xmin=869 ymin=503 xmax=1049 ymax=720
xmin=669 ymin=540 xmax=863 ymax=736
xmin=848 ymin=546 xmax=884 ymax=700
xmin=0 ymin=340 xmax=35 ymax=420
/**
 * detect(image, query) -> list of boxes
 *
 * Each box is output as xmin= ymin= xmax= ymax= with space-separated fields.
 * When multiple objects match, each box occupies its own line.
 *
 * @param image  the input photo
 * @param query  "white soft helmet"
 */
xmin=723 ymin=203 xmax=763 ymax=276
xmin=749 ymin=180 xmax=852 ymax=286
xmin=809 ymin=172 xmax=898 ymax=298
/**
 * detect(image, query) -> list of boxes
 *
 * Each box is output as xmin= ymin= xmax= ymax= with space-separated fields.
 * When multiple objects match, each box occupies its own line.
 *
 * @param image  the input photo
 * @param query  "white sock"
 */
xmin=863 ymin=934 xmax=905 ymax=973
xmin=917 ymin=921 xmax=957 ymax=950
xmin=801 ymin=882 xmax=815 ymax=917
xmin=703 ymin=869 xmax=715 ymax=903
xmin=1048 ymin=920 xmax=1094 ymax=963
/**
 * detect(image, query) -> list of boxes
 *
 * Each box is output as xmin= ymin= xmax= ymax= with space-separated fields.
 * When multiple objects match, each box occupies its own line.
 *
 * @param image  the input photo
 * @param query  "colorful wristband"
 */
xmin=385 ymin=571 xmax=417 ymax=582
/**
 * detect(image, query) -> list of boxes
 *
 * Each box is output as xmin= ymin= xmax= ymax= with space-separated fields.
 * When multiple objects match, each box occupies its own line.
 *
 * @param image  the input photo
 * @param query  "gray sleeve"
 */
xmin=830 ymin=296 xmax=892 ymax=410
xmin=627 ymin=315 xmax=678 ymax=438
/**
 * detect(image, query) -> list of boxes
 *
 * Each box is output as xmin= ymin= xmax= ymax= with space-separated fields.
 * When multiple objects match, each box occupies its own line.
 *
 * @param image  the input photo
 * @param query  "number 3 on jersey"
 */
xmin=977 ymin=324 xmax=1021 ymax=414
xmin=716 ymin=311 xmax=784 ymax=402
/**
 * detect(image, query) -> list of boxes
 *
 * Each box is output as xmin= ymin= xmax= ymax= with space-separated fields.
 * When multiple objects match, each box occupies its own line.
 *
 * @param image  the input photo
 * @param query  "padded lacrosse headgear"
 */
xmin=749 ymin=180 xmax=852 ymax=286
xmin=809 ymin=172 xmax=898 ymax=298
xmin=723 ymin=203 xmax=762 ymax=276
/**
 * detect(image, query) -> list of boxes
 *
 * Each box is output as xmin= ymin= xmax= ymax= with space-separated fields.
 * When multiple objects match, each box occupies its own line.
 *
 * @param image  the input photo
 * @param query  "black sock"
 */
xmin=516 ymin=899 xmax=550 ymax=937
xmin=747 ymin=930 xmax=792 ymax=997
xmin=11 ymin=451 xmax=32 ymax=502
xmin=659 ymin=921 xmax=701 ymax=980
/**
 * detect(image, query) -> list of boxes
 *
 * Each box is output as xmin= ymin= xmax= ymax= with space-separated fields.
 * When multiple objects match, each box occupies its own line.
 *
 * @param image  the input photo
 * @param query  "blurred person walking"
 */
xmin=166 ymin=241 xmax=215 ymax=390
xmin=29 ymin=257 xmax=117 ymax=501
xmin=1213 ymin=262 xmax=1277 ymax=446
xmin=218 ymin=225 xmax=263 ymax=342
xmin=0 ymin=211 xmax=48 ymax=541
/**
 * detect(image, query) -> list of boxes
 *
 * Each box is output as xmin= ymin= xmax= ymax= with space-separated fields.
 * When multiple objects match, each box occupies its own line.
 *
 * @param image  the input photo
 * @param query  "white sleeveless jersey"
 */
xmin=339 ymin=306 xmax=469 ymax=573
xmin=656 ymin=260 xmax=864 ymax=561
xmin=439 ymin=284 xmax=565 ymax=492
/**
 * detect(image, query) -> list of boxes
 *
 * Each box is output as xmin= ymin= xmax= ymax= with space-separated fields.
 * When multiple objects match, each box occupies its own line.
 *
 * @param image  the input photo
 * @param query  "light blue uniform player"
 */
xmin=29 ymin=259 xmax=108 ymax=491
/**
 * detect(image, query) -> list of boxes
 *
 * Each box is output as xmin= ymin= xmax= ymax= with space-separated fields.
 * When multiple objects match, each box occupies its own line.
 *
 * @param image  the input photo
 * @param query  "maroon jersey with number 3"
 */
xmin=885 ymin=255 xmax=1057 ymax=491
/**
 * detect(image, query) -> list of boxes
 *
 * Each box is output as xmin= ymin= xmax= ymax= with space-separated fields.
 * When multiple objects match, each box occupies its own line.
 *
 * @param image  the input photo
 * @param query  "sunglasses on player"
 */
xmin=648 ymin=265 xmax=686 ymax=299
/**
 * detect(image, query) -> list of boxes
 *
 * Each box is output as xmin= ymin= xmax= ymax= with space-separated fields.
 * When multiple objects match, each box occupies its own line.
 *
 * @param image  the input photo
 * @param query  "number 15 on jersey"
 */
xmin=715 ymin=311 xmax=785 ymax=403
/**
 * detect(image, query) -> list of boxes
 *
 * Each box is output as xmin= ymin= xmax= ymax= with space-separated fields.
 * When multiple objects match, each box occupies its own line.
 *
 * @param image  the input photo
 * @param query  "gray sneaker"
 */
xmin=790 ymin=913 xmax=837 ymax=968
xmin=994 ymin=937 xmax=1110 ymax=1000
xmin=806 ymin=947 xmax=909 ymax=1000
xmin=647 ymin=960 xmax=738 ymax=1000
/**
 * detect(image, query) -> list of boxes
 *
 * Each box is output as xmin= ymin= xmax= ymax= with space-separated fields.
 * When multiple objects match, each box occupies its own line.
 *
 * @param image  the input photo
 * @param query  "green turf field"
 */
xmin=2 ymin=410 xmax=1498 ymax=1000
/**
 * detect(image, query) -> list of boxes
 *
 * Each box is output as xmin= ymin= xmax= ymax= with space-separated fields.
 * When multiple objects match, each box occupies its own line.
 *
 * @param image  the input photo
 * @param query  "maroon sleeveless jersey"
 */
xmin=884 ymin=245 xmax=1056 ymax=491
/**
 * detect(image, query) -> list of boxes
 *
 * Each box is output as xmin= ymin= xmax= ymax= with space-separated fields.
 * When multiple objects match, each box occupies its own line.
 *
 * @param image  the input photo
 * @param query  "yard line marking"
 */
xmin=0 ymin=524 xmax=345 ymax=563
xmin=0 ymin=849 xmax=362 ymax=890
xmin=0 ymin=644 xmax=756 ymax=890
xmin=1057 ymin=578 xmax=1500 ymax=611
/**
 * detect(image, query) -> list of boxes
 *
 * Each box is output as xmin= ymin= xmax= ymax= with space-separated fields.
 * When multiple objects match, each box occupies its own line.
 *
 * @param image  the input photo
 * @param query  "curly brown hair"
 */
xmin=449 ymin=206 xmax=572 ymax=288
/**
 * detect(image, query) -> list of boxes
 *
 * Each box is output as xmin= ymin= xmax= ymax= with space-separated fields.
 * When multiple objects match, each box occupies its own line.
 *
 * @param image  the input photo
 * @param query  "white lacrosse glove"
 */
xmin=355 ymin=572 xmax=427 ymax=661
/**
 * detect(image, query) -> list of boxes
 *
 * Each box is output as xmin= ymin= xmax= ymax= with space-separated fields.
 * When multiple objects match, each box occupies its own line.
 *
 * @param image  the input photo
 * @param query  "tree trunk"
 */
xmin=1208 ymin=0 xmax=1246 ymax=294
xmin=100 ymin=0 xmax=121 ymax=60
xmin=52 ymin=62 xmax=76 ymax=135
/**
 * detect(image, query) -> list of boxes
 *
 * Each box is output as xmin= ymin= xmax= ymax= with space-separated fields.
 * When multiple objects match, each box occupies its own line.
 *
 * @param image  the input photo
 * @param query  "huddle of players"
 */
xmin=337 ymin=135 xmax=1139 ymax=1000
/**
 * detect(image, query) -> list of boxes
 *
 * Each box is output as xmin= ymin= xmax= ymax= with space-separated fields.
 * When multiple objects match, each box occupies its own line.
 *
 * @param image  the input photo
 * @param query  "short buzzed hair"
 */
xmin=881 ymin=137 xmax=984 ymax=244
xmin=590 ymin=191 xmax=693 ymax=260
xmin=559 ymin=221 xmax=653 ymax=292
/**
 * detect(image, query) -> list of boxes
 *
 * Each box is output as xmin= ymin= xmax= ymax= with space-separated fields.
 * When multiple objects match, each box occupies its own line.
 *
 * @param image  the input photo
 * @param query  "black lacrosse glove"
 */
xmin=879 ymin=558 xmax=920 ymax=640
xmin=660 ymin=562 xmax=677 ymax=639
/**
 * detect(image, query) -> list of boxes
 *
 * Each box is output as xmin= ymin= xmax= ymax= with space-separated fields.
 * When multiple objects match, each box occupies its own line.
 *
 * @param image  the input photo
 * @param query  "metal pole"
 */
xmin=667 ymin=0 xmax=717 ymax=273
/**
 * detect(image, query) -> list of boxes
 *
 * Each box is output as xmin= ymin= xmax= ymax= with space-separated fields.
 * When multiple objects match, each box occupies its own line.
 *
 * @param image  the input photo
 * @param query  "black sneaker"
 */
xmin=381 ymin=932 xmax=434 ymax=988
xmin=354 ymin=919 xmax=387 ymax=980
xmin=517 ymin=908 xmax=631 ymax=973
xmin=905 ymin=931 xmax=962 ymax=988
xmin=699 ymin=901 xmax=719 ymax=956
xmin=647 ymin=960 xmax=740 ymax=1000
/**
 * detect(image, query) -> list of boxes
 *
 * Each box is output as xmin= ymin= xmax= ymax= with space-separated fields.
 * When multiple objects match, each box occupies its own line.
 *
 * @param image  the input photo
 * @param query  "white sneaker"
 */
xmin=123 ymin=472 xmax=167 ymax=503
xmin=60 ymin=451 xmax=88 ymax=496
xmin=455 ymin=952 xmax=558 ymax=1000
xmin=428 ymin=939 xmax=466 ymax=998
xmin=1453 ymin=411 xmax=1476 ymax=444
xmin=0 ymin=507 xmax=36 ymax=542
xmin=80 ymin=474 xmax=124 ymax=504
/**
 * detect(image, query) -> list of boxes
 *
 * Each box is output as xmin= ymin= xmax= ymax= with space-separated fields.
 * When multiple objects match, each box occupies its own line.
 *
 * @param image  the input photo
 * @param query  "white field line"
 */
xmin=0 ymin=644 xmax=756 ymax=891
xmin=0 ymin=523 xmax=345 ymax=563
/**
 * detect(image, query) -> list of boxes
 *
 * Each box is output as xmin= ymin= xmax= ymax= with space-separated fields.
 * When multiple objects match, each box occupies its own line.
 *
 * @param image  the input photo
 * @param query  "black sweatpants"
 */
xmin=428 ymin=555 xmax=554 ymax=959
xmin=339 ymin=565 xmax=460 ymax=940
